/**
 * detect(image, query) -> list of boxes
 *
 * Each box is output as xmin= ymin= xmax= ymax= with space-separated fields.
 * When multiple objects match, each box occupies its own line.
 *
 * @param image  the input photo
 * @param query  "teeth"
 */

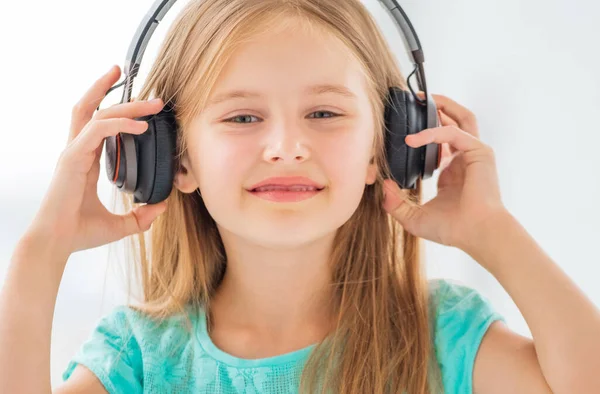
xmin=254 ymin=185 xmax=319 ymax=192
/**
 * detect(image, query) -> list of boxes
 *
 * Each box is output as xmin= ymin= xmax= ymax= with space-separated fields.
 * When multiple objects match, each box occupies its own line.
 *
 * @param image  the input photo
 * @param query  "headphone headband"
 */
xmin=114 ymin=0 xmax=430 ymax=107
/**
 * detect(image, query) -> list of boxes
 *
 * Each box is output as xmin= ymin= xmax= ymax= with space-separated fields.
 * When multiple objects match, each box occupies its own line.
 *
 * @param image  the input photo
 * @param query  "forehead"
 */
xmin=210 ymin=17 xmax=369 ymax=98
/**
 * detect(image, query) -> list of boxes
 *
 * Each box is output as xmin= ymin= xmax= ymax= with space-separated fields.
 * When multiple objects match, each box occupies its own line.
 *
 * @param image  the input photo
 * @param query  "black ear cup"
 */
xmin=134 ymin=107 xmax=177 ymax=204
xmin=384 ymin=87 xmax=441 ymax=189
xmin=104 ymin=103 xmax=177 ymax=204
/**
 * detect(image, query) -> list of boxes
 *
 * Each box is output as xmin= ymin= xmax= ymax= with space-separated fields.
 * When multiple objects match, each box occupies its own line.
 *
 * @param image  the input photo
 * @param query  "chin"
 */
xmin=250 ymin=233 xmax=327 ymax=250
xmin=243 ymin=219 xmax=337 ymax=248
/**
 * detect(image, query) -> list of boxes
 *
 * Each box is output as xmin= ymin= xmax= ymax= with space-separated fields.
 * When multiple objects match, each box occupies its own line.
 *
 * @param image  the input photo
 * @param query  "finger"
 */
xmin=69 ymin=65 xmax=121 ymax=143
xmin=382 ymin=179 xmax=424 ymax=233
xmin=69 ymin=117 xmax=149 ymax=158
xmin=438 ymin=111 xmax=461 ymax=154
xmin=405 ymin=125 xmax=485 ymax=154
xmin=438 ymin=109 xmax=458 ymax=127
xmin=417 ymin=91 xmax=479 ymax=138
xmin=94 ymin=97 xmax=164 ymax=121
xmin=440 ymin=142 xmax=454 ymax=163
xmin=118 ymin=201 xmax=168 ymax=236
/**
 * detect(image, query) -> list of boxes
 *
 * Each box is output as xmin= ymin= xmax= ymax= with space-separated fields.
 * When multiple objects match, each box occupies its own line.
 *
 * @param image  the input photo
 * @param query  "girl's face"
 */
xmin=176 ymin=22 xmax=378 ymax=248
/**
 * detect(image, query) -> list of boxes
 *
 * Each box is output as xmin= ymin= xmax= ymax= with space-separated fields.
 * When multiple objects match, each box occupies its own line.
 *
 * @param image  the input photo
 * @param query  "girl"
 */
xmin=2 ymin=0 xmax=599 ymax=393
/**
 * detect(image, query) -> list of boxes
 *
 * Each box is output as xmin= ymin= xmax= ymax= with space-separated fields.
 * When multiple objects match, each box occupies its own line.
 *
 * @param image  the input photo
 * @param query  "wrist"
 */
xmin=457 ymin=209 xmax=519 ymax=270
xmin=14 ymin=225 xmax=72 ymax=268
xmin=5 ymin=227 xmax=72 ymax=311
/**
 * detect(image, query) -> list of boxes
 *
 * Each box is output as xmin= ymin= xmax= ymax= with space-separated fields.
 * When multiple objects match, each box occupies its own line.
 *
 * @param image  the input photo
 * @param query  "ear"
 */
xmin=173 ymin=151 xmax=199 ymax=194
xmin=365 ymin=155 xmax=378 ymax=185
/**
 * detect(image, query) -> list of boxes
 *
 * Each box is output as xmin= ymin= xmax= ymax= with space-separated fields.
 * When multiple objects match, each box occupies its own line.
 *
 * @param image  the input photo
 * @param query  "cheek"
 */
xmin=195 ymin=135 xmax=254 ymax=200
xmin=315 ymin=131 xmax=373 ymax=224
xmin=321 ymin=130 xmax=372 ymax=187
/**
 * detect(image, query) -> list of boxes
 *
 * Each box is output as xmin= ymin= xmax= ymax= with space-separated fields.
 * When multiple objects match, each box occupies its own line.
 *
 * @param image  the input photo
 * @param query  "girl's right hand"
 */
xmin=30 ymin=65 xmax=168 ymax=256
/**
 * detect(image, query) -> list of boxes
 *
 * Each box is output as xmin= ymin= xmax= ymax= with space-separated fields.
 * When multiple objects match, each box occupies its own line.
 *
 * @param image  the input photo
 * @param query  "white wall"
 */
xmin=0 ymin=0 xmax=598 ymax=388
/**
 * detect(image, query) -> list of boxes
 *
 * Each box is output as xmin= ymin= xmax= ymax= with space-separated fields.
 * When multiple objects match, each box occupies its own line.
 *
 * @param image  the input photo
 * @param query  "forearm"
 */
xmin=0 ymin=229 xmax=70 ymax=394
xmin=463 ymin=211 xmax=600 ymax=394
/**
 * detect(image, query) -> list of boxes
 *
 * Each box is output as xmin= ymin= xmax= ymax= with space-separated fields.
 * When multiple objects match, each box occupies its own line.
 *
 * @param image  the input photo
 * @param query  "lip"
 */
xmin=247 ymin=176 xmax=325 ymax=191
xmin=248 ymin=188 xmax=323 ymax=203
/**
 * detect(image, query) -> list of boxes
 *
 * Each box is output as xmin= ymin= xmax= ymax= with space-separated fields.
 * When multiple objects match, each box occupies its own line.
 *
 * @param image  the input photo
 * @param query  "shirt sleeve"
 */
xmin=431 ymin=279 xmax=506 ymax=394
xmin=62 ymin=306 xmax=143 ymax=394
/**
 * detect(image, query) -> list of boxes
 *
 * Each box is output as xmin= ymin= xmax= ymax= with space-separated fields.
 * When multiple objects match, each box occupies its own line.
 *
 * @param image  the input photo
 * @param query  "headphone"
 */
xmin=99 ymin=0 xmax=441 ymax=204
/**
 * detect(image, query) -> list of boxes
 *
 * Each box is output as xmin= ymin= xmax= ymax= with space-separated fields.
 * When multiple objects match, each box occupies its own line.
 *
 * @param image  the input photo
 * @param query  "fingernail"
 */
xmin=150 ymin=98 xmax=163 ymax=103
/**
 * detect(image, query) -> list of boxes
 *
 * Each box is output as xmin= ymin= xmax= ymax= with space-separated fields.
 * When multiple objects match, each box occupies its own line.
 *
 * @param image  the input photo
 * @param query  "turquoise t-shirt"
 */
xmin=62 ymin=279 xmax=504 ymax=393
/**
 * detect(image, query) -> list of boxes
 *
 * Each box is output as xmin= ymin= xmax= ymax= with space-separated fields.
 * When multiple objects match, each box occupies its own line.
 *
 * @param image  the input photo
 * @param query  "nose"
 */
xmin=262 ymin=123 xmax=311 ymax=164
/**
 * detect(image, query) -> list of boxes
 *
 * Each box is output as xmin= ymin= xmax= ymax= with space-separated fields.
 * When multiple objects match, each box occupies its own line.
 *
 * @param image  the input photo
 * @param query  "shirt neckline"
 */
xmin=195 ymin=307 xmax=317 ymax=368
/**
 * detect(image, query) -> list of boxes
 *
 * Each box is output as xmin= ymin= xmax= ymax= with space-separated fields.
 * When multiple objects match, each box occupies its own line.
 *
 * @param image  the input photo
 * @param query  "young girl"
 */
xmin=2 ymin=0 xmax=599 ymax=393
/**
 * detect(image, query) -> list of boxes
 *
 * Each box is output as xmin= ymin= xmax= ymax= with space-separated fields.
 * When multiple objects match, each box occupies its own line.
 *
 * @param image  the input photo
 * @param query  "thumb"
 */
xmin=382 ymin=179 xmax=423 ymax=232
xmin=119 ymin=201 xmax=168 ymax=237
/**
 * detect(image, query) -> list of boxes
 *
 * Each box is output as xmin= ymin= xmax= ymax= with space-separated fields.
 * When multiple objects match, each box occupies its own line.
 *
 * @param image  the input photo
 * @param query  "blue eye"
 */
xmin=308 ymin=111 xmax=338 ymax=119
xmin=224 ymin=115 xmax=260 ymax=124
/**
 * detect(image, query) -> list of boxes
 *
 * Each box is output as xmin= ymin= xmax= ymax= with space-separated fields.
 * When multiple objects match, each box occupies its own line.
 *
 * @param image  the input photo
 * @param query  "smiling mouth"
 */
xmin=250 ymin=185 xmax=324 ymax=192
xmin=248 ymin=186 xmax=325 ymax=202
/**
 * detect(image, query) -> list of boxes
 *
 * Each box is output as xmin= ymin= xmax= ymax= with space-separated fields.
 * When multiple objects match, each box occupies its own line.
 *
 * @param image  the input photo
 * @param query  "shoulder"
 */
xmin=428 ymin=278 xmax=501 ymax=320
xmin=427 ymin=278 xmax=505 ymax=393
xmin=105 ymin=304 xmax=200 ymax=356
xmin=62 ymin=303 xmax=202 ymax=388
xmin=106 ymin=304 xmax=199 ymax=333
xmin=428 ymin=277 xmax=504 ymax=341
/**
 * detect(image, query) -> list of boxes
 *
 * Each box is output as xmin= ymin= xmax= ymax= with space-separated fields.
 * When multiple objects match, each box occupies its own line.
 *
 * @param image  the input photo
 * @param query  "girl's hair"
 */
xmin=118 ymin=0 xmax=442 ymax=392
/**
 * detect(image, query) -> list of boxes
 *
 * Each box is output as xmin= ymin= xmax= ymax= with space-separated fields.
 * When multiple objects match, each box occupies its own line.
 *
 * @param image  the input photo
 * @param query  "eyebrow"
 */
xmin=205 ymin=83 xmax=357 ymax=108
xmin=306 ymin=84 xmax=357 ymax=99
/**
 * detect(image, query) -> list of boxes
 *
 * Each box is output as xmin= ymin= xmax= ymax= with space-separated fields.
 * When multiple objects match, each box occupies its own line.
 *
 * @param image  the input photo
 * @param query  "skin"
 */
xmin=2 ymin=15 xmax=599 ymax=394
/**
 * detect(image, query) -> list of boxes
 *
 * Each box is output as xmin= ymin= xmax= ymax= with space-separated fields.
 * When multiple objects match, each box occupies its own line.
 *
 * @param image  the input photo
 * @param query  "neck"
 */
xmin=210 ymin=226 xmax=337 ymax=337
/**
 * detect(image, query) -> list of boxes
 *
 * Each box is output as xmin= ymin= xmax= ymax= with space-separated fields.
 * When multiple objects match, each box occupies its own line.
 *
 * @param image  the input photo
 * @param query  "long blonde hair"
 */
xmin=118 ymin=0 xmax=442 ymax=392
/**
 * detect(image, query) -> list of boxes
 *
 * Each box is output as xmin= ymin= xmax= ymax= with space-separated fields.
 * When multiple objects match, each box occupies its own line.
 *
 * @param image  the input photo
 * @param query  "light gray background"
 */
xmin=0 ymin=0 xmax=598 ymax=388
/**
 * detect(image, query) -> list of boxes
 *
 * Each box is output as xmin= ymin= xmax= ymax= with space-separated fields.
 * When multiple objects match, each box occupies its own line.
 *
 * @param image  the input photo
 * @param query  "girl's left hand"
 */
xmin=382 ymin=92 xmax=508 ymax=251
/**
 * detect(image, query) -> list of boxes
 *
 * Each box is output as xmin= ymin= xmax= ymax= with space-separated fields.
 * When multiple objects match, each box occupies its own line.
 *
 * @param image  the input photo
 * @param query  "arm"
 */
xmin=0 ymin=228 xmax=106 ymax=394
xmin=0 ymin=228 xmax=108 ymax=394
xmin=0 ymin=229 xmax=67 ymax=393
xmin=54 ymin=366 xmax=108 ymax=394
xmin=466 ymin=210 xmax=600 ymax=394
